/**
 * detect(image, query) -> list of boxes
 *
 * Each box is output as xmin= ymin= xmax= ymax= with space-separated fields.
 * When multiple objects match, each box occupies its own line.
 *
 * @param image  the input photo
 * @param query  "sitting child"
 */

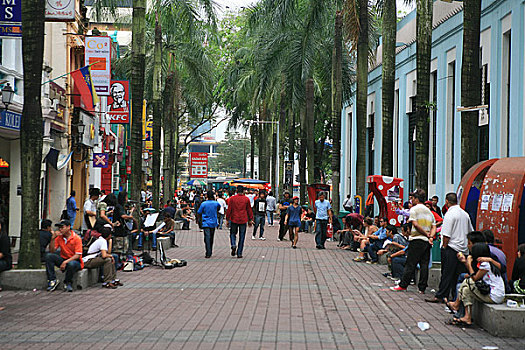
xmin=511 ymin=243 xmax=525 ymax=294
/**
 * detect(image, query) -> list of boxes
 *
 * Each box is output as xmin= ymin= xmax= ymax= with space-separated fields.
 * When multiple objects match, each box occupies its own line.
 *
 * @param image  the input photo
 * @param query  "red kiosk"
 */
xmin=367 ymin=175 xmax=405 ymax=226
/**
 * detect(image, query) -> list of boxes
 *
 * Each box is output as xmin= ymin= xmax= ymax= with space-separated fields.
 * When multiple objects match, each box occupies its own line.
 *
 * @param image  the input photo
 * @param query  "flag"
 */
xmin=71 ymin=65 xmax=100 ymax=110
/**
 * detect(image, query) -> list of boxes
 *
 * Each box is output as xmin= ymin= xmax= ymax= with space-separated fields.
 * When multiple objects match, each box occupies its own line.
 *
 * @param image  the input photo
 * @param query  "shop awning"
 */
xmin=45 ymin=148 xmax=73 ymax=171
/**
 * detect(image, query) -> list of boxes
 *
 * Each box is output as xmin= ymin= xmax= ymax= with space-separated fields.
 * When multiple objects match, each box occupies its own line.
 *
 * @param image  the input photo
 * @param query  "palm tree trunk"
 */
xmin=250 ymin=124 xmax=255 ymax=178
xmin=299 ymin=109 xmax=307 ymax=204
xmin=271 ymin=127 xmax=277 ymax=192
xmin=18 ymin=0 xmax=46 ymax=268
xmin=288 ymin=110 xmax=295 ymax=192
xmin=381 ymin=0 xmax=396 ymax=176
xmin=278 ymin=93 xmax=287 ymax=197
xmin=162 ymin=67 xmax=175 ymax=201
xmin=306 ymin=78 xmax=315 ymax=185
xmin=169 ymin=63 xmax=181 ymax=199
xmin=461 ymin=0 xmax=481 ymax=176
xmin=130 ymin=0 xmax=147 ymax=202
xmin=152 ymin=15 xmax=162 ymax=209
xmin=414 ymin=0 xmax=433 ymax=192
xmin=331 ymin=11 xmax=343 ymax=215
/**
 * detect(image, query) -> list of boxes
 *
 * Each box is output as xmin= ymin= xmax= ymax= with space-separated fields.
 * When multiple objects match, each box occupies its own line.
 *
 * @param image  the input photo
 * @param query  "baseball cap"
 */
xmin=55 ymin=220 xmax=71 ymax=227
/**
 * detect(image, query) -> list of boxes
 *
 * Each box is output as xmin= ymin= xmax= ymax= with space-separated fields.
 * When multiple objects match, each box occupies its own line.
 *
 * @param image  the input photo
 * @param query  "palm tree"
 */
xmin=331 ymin=10 xmax=343 ymax=215
xmin=18 ymin=0 xmax=46 ymax=268
xmin=461 ymin=0 xmax=482 ymax=176
xmin=151 ymin=10 xmax=162 ymax=209
xmin=381 ymin=0 xmax=396 ymax=176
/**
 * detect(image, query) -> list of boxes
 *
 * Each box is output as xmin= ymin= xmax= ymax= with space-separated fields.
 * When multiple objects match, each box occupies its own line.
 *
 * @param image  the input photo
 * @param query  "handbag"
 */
xmin=471 ymin=278 xmax=491 ymax=295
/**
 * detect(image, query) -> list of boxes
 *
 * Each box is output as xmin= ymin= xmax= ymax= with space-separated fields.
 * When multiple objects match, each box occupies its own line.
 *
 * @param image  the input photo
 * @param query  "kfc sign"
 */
xmin=107 ymin=80 xmax=130 ymax=124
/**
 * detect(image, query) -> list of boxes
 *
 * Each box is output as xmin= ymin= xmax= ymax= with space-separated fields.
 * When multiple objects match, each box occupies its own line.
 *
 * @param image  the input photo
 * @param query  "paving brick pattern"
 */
xmin=0 ymin=225 xmax=522 ymax=349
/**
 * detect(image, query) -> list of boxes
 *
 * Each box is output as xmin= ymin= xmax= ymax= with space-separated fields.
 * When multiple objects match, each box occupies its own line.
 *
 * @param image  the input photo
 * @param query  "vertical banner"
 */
xmin=107 ymin=80 xmax=130 ymax=123
xmin=284 ymin=160 xmax=293 ymax=185
xmin=85 ymin=36 xmax=111 ymax=95
xmin=141 ymin=100 xmax=152 ymax=150
xmin=0 ymin=0 xmax=22 ymax=37
xmin=190 ymin=152 xmax=208 ymax=178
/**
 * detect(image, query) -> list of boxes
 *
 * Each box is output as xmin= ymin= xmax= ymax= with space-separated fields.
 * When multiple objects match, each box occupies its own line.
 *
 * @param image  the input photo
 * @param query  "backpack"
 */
xmin=82 ymin=229 xmax=101 ymax=255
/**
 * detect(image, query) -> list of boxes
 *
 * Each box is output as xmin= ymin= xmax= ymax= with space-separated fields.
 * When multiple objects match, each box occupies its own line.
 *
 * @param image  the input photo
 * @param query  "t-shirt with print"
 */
xmin=253 ymin=198 xmax=267 ymax=216
xmin=479 ymin=261 xmax=505 ymax=303
xmin=82 ymin=236 xmax=108 ymax=263
xmin=407 ymin=203 xmax=436 ymax=242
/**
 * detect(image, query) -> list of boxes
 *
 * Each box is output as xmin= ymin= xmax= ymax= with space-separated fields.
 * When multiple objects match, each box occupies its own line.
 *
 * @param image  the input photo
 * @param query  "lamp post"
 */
xmin=248 ymin=120 xmax=280 ymax=195
xmin=1 ymin=83 xmax=14 ymax=111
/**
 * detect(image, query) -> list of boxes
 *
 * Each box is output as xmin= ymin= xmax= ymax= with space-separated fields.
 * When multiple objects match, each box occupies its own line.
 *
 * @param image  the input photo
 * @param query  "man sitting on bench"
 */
xmin=45 ymin=220 xmax=83 ymax=292
xmin=83 ymin=226 xmax=122 ymax=289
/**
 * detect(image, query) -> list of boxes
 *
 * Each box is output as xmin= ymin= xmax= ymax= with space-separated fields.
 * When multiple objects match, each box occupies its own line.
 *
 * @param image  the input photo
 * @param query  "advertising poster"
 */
xmin=107 ymin=80 xmax=130 ymax=123
xmin=84 ymin=36 xmax=111 ymax=95
xmin=0 ymin=0 xmax=22 ymax=37
xmin=45 ymin=0 xmax=75 ymax=21
xmin=190 ymin=152 xmax=208 ymax=178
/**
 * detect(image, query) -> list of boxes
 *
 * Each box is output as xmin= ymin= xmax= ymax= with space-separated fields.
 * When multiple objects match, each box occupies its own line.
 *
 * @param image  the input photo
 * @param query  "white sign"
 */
xmin=491 ymin=194 xmax=503 ymax=212
xmin=501 ymin=194 xmax=514 ymax=212
xmin=45 ymin=0 xmax=75 ymax=21
xmin=85 ymin=36 xmax=111 ymax=96
xmin=480 ymin=194 xmax=490 ymax=211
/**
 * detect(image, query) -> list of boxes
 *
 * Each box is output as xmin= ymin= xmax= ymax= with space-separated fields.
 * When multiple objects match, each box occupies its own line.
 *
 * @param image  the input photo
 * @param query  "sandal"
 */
xmin=353 ymin=257 xmax=365 ymax=262
xmin=444 ymin=300 xmax=457 ymax=314
xmin=445 ymin=318 xmax=472 ymax=328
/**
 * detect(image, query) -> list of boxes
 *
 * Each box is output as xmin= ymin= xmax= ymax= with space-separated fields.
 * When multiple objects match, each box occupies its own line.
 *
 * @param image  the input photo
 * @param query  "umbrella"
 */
xmin=233 ymin=178 xmax=268 ymax=184
xmin=230 ymin=182 xmax=265 ymax=189
xmin=186 ymin=179 xmax=206 ymax=186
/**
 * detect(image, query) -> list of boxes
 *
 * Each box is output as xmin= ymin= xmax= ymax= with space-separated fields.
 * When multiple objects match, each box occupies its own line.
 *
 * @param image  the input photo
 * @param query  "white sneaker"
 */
xmin=259 ymin=237 xmax=266 ymax=240
xmin=252 ymin=236 xmax=256 ymax=240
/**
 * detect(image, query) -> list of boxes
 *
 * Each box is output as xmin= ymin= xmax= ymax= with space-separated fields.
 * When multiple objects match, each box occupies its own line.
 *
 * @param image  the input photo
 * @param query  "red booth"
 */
xmin=366 ymin=175 xmax=405 ymax=226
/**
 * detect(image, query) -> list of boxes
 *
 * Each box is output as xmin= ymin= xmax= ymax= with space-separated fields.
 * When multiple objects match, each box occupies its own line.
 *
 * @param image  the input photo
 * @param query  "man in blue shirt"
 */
xmin=314 ymin=192 xmax=333 ymax=249
xmin=366 ymin=217 xmax=388 ymax=264
xmin=66 ymin=191 xmax=78 ymax=227
xmin=197 ymin=191 xmax=221 ymax=258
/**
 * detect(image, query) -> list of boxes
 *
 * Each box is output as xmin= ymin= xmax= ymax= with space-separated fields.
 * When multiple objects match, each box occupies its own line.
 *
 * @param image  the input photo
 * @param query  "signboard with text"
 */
xmin=0 ymin=0 xmax=22 ymax=38
xmin=0 ymin=110 xmax=21 ymax=131
xmin=45 ymin=0 xmax=75 ymax=21
xmin=107 ymin=80 xmax=130 ymax=123
xmin=85 ymin=36 xmax=111 ymax=95
xmin=190 ymin=152 xmax=208 ymax=178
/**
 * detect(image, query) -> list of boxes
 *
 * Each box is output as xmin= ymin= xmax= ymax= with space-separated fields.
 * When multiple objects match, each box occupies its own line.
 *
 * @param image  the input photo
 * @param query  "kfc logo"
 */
xmin=107 ymin=80 xmax=130 ymax=123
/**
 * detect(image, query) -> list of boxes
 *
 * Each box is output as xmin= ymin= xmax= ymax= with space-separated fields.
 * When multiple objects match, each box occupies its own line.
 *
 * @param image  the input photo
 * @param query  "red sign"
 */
xmin=107 ymin=80 xmax=130 ymax=124
xmin=190 ymin=152 xmax=208 ymax=178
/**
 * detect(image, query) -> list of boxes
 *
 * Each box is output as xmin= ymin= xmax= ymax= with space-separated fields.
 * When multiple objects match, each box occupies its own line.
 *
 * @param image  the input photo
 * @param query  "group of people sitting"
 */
xmin=336 ymin=189 xmax=525 ymax=328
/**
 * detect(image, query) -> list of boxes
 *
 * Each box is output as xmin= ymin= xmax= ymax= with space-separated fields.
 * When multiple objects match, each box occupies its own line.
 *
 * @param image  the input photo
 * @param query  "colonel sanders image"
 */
xmin=109 ymin=82 xmax=128 ymax=111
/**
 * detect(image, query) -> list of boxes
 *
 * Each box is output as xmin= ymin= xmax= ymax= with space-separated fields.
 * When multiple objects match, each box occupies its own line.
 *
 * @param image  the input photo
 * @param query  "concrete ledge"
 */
xmin=0 ymin=268 xmax=99 ymax=291
xmin=472 ymin=301 xmax=525 ymax=338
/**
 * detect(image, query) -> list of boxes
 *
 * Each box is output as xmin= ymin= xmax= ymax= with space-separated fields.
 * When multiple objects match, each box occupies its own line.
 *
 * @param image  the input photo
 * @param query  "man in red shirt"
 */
xmin=45 ymin=220 xmax=83 ymax=292
xmin=226 ymin=186 xmax=253 ymax=258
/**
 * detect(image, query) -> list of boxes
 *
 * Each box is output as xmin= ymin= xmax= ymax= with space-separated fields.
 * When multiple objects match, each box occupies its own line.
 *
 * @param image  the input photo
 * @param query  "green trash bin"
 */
xmin=431 ymin=238 xmax=441 ymax=264
xmin=337 ymin=210 xmax=350 ymax=229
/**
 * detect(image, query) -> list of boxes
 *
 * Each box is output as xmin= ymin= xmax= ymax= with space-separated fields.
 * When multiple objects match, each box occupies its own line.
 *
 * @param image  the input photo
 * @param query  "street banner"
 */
xmin=284 ymin=160 xmax=293 ymax=185
xmin=0 ymin=110 xmax=21 ymax=131
xmin=45 ymin=0 xmax=75 ymax=21
xmin=126 ymin=146 xmax=131 ymax=174
xmin=142 ymin=100 xmax=152 ymax=149
xmin=0 ymin=0 xmax=22 ymax=38
xmin=107 ymin=80 xmax=130 ymax=123
xmin=190 ymin=152 xmax=208 ymax=178
xmin=93 ymin=153 xmax=109 ymax=168
xmin=71 ymin=65 xmax=99 ymax=110
xmin=85 ymin=36 xmax=111 ymax=95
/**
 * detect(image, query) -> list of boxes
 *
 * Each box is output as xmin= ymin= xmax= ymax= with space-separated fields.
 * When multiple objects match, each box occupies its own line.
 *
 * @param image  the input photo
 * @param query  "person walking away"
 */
xmin=197 ymin=191 xmax=221 ymax=258
xmin=217 ymin=193 xmax=227 ymax=230
xmin=285 ymin=196 xmax=302 ymax=249
xmin=391 ymin=189 xmax=436 ymax=293
xmin=45 ymin=220 xmax=83 ymax=292
xmin=278 ymin=191 xmax=292 ymax=241
xmin=266 ymin=191 xmax=277 ymax=226
xmin=252 ymin=191 xmax=267 ymax=240
xmin=365 ymin=191 xmax=374 ymax=217
xmin=82 ymin=188 xmax=100 ymax=234
xmin=343 ymin=194 xmax=353 ymax=212
xmin=194 ymin=192 xmax=203 ymax=230
xmin=425 ymin=193 xmax=472 ymax=303
xmin=226 ymin=186 xmax=253 ymax=258
xmin=83 ymin=226 xmax=122 ymax=289
xmin=66 ymin=191 xmax=79 ymax=227
xmin=314 ymin=192 xmax=333 ymax=249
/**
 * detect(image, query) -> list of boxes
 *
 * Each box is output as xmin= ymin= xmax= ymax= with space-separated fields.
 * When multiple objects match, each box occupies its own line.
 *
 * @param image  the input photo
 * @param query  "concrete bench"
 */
xmin=0 ymin=267 xmax=99 ymax=291
xmin=472 ymin=301 xmax=525 ymax=337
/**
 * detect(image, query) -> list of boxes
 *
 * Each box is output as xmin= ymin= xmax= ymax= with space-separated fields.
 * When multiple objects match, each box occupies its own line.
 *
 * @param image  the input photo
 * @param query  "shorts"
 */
xmin=288 ymin=221 xmax=301 ymax=228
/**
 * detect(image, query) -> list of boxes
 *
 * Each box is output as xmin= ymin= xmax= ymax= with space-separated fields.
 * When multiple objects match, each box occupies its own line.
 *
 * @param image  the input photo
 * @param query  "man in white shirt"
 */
xmin=82 ymin=188 xmax=100 ymax=233
xmin=217 ymin=193 xmax=227 ymax=230
xmin=266 ymin=191 xmax=277 ymax=226
xmin=425 ymin=192 xmax=473 ymax=303
xmin=246 ymin=190 xmax=256 ymax=207
xmin=83 ymin=227 xmax=122 ymax=289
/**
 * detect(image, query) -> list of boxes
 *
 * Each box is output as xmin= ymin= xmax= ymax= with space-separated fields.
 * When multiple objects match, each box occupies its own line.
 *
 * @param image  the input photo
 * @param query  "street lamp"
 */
xmin=2 ymin=83 xmax=14 ymax=111
xmin=75 ymin=120 xmax=85 ymax=145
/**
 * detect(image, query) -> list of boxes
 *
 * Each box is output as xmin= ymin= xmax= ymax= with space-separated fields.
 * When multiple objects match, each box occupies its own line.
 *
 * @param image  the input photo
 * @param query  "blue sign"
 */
xmin=0 ymin=110 xmax=21 ymax=131
xmin=0 ymin=0 xmax=22 ymax=38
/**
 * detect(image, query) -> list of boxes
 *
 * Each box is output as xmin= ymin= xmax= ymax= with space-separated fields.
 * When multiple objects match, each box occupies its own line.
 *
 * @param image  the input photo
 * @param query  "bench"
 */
xmin=472 ymin=300 xmax=525 ymax=337
xmin=0 ymin=267 xmax=99 ymax=291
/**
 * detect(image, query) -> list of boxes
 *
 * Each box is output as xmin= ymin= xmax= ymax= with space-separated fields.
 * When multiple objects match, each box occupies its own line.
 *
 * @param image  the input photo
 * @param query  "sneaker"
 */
xmin=259 ymin=237 xmax=266 ymax=240
xmin=231 ymin=247 xmax=236 ymax=256
xmin=205 ymin=255 xmax=211 ymax=259
xmin=390 ymin=286 xmax=407 ymax=292
xmin=391 ymin=278 xmax=400 ymax=284
xmin=65 ymin=283 xmax=73 ymax=292
xmin=277 ymin=238 xmax=283 ymax=241
xmin=47 ymin=279 xmax=59 ymax=292
xmin=383 ymin=272 xmax=392 ymax=278
xmin=237 ymin=255 xmax=243 ymax=259
xmin=252 ymin=236 xmax=256 ymax=240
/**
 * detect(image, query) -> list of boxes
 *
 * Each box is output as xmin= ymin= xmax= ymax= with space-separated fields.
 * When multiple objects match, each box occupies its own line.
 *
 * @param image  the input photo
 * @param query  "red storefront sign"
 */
xmin=107 ymin=80 xmax=130 ymax=124
xmin=190 ymin=152 xmax=208 ymax=178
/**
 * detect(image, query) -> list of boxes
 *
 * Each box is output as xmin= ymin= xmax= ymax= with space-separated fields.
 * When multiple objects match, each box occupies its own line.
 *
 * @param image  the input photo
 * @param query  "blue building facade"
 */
xmin=340 ymin=0 xmax=525 ymax=208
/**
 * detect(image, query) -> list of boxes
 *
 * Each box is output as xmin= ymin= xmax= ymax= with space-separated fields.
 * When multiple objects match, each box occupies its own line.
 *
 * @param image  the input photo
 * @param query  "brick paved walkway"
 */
xmin=0 ymin=225 xmax=521 ymax=349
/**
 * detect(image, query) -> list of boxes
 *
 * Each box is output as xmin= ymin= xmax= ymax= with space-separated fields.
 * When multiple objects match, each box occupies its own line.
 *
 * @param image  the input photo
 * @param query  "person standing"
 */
xmin=342 ymin=194 xmax=353 ymax=212
xmin=252 ymin=191 xmax=267 ymax=240
xmin=365 ymin=191 xmax=374 ymax=217
xmin=314 ymin=192 xmax=333 ymax=249
xmin=278 ymin=191 xmax=292 ymax=241
xmin=425 ymin=193 xmax=473 ymax=303
xmin=285 ymin=196 xmax=302 ymax=249
xmin=82 ymin=188 xmax=100 ymax=233
xmin=217 ymin=192 xmax=227 ymax=230
xmin=246 ymin=190 xmax=256 ymax=208
xmin=66 ymin=191 xmax=79 ymax=227
xmin=226 ymin=186 xmax=253 ymax=259
xmin=197 ymin=191 xmax=221 ymax=258
xmin=194 ymin=191 xmax=203 ymax=230
xmin=266 ymin=191 xmax=277 ymax=226
xmin=391 ymin=189 xmax=436 ymax=293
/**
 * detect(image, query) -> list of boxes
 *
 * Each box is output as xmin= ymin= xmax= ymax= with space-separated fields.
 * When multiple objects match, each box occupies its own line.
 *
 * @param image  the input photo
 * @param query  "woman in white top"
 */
xmin=446 ymin=243 xmax=505 ymax=327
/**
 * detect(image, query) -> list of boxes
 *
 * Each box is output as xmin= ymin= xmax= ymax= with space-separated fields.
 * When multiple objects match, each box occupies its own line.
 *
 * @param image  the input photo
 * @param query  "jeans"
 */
xmin=315 ymin=219 xmax=329 ymax=247
xmin=367 ymin=239 xmax=385 ymax=262
xmin=218 ymin=214 xmax=224 ymax=229
xmin=230 ymin=223 xmax=247 ymax=257
xmin=253 ymin=215 xmax=265 ymax=237
xmin=435 ymin=246 xmax=465 ymax=300
xmin=0 ymin=259 xmax=11 ymax=272
xmin=203 ymin=227 xmax=216 ymax=257
xmin=391 ymin=256 xmax=407 ymax=279
xmin=278 ymin=214 xmax=288 ymax=240
xmin=45 ymin=253 xmax=81 ymax=284
xmin=158 ymin=231 xmax=176 ymax=246
xmin=176 ymin=218 xmax=190 ymax=230
xmin=68 ymin=213 xmax=76 ymax=227
xmin=266 ymin=210 xmax=274 ymax=225
xmin=399 ymin=239 xmax=431 ymax=291
xmin=138 ymin=231 xmax=157 ymax=248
